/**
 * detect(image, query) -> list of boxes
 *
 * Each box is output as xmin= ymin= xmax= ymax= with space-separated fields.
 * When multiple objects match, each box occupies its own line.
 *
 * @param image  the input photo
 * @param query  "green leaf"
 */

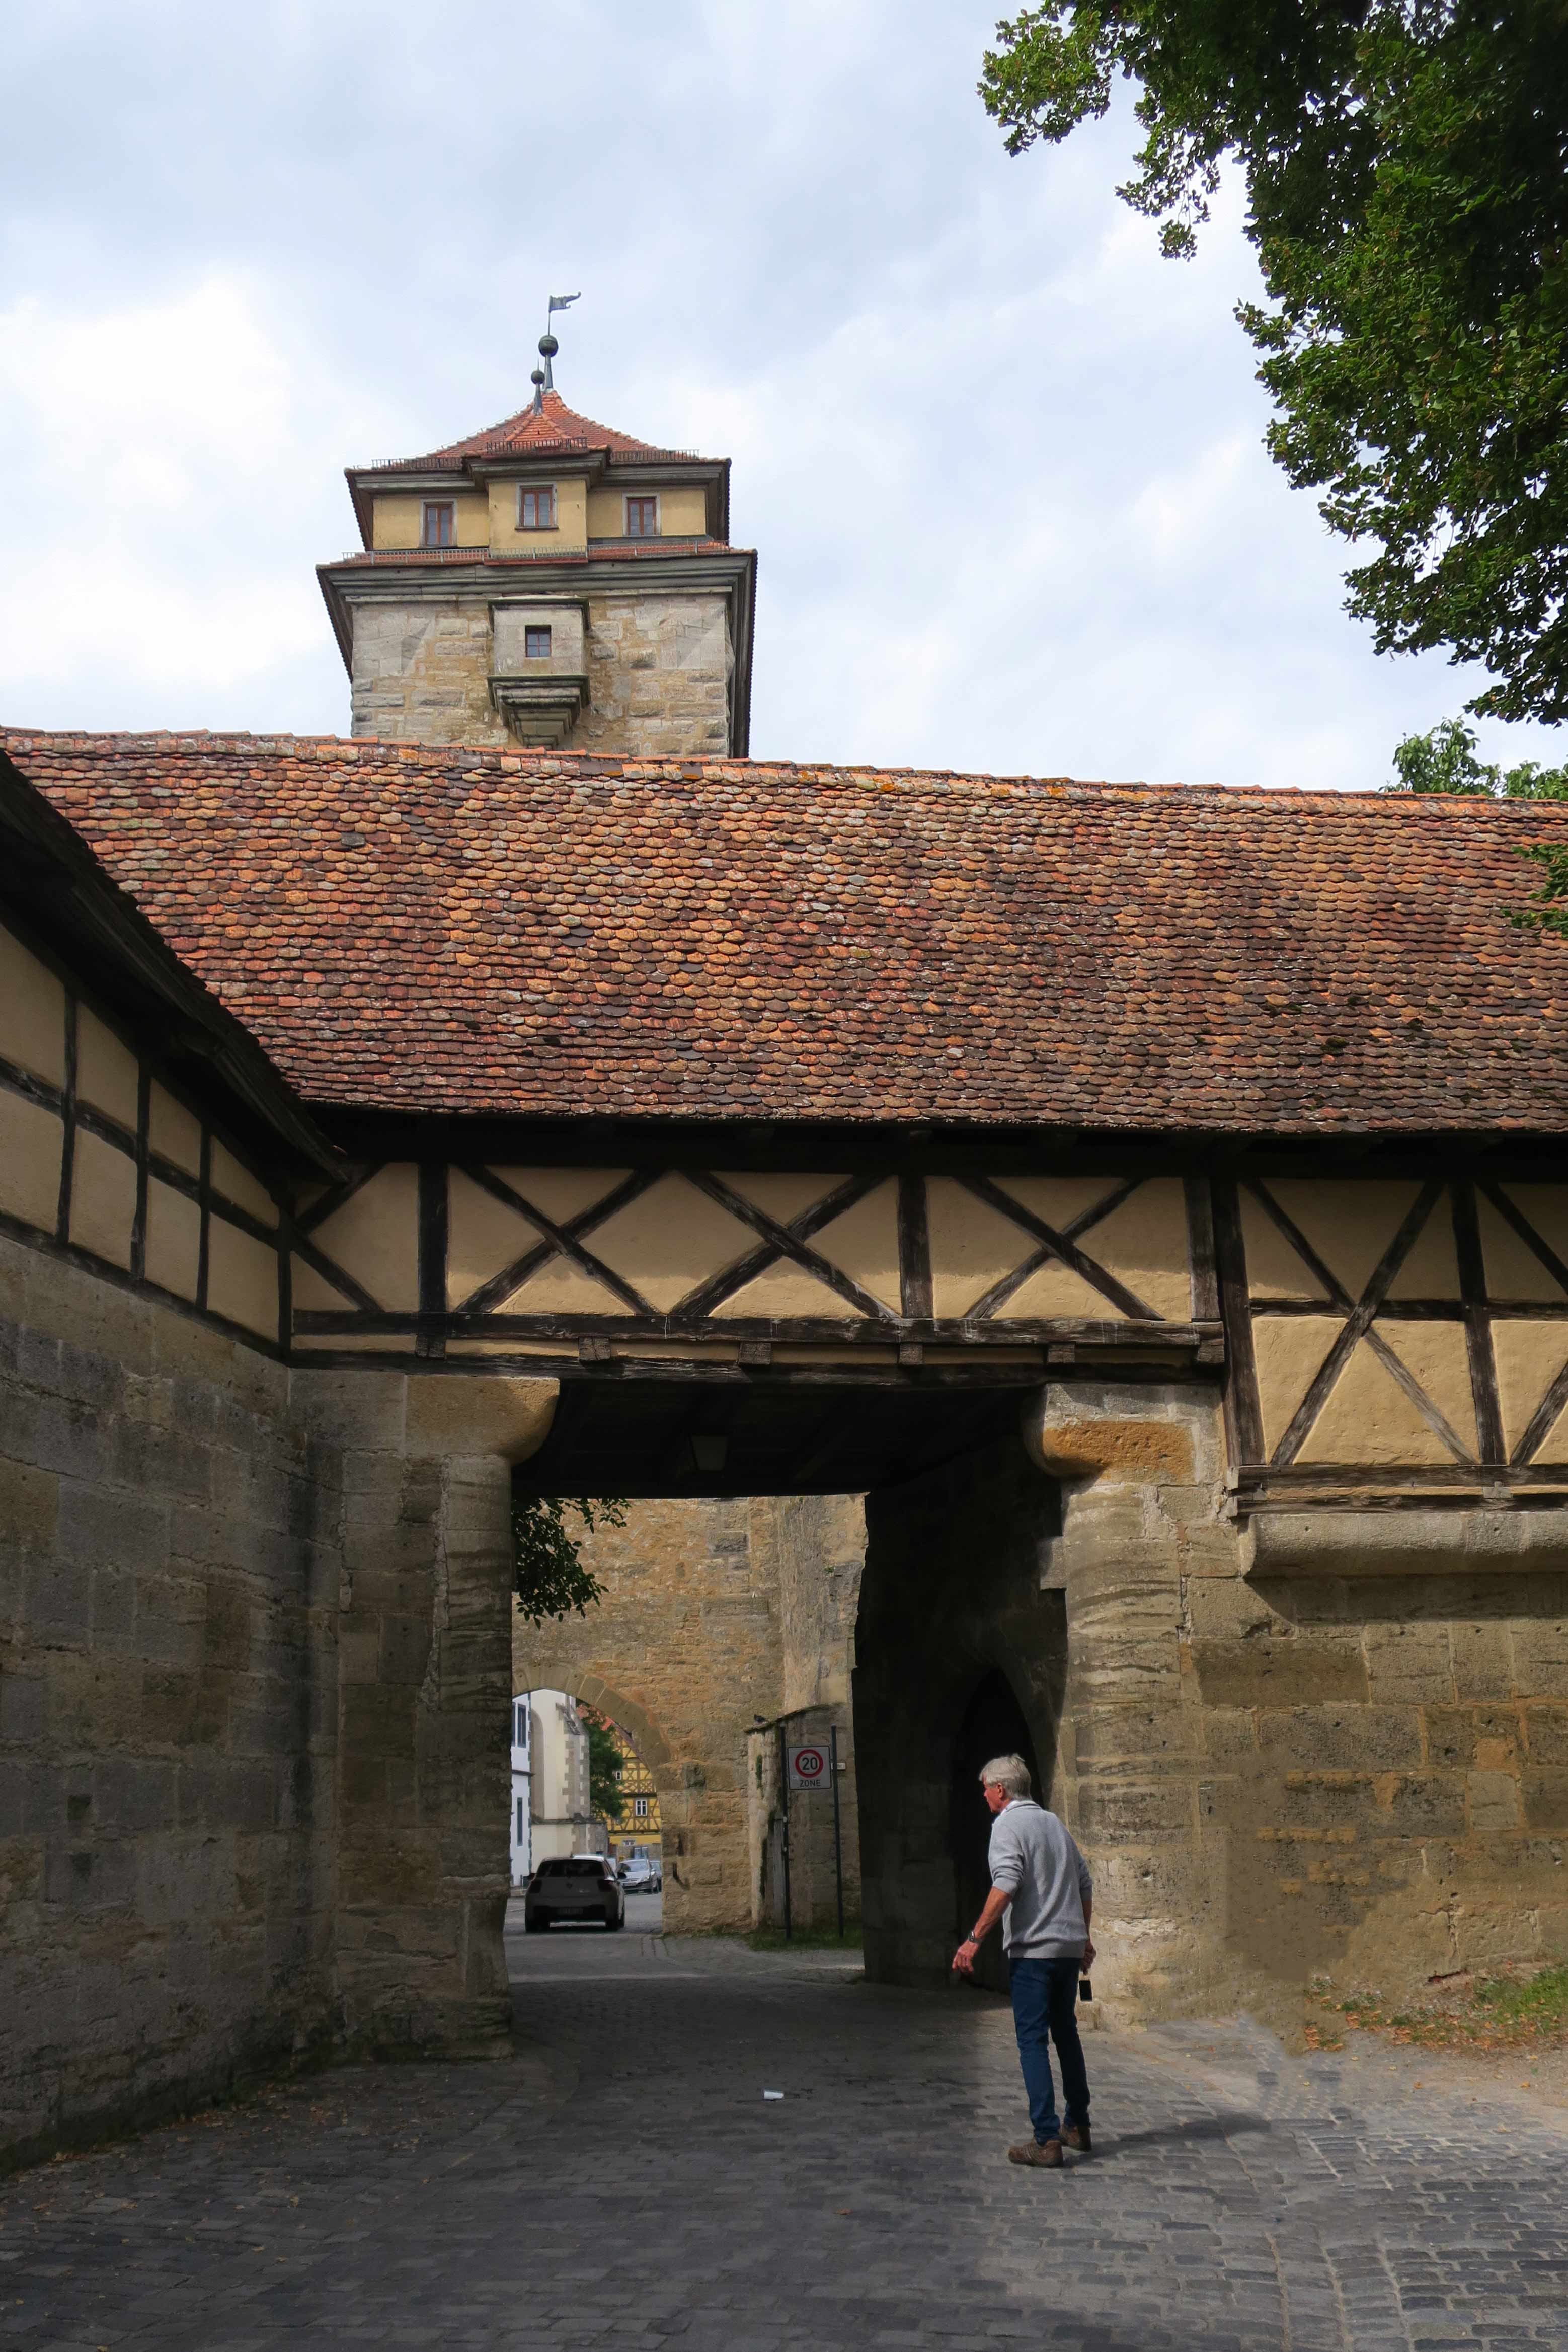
xmin=511 ymin=1494 xmax=627 ymax=1628
xmin=981 ymin=2 xmax=1568 ymax=721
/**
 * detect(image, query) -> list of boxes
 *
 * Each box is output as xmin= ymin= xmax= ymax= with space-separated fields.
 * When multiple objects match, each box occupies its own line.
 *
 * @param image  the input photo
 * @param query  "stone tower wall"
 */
xmin=349 ymin=592 xmax=733 ymax=755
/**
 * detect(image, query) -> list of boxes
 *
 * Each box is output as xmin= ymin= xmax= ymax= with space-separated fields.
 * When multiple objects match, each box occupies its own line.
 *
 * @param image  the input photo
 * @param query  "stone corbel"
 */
xmin=488 ymin=673 xmax=590 ymax=746
xmin=1020 ymin=1386 xmax=1199 ymax=1487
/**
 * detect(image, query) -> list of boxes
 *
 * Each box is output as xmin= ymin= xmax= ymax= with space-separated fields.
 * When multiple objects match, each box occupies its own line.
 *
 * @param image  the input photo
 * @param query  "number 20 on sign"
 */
xmin=788 ymin=1744 xmax=830 ymax=1791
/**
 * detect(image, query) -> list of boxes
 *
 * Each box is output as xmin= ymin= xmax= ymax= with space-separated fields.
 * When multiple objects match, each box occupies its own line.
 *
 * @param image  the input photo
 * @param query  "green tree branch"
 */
xmin=981 ymin=3 xmax=1568 ymax=721
xmin=511 ymin=1494 xmax=627 ymax=1629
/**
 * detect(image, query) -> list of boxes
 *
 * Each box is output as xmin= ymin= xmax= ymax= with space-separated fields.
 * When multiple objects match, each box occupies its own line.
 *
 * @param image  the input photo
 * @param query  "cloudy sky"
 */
xmin=2 ymin=0 xmax=1558 ymax=791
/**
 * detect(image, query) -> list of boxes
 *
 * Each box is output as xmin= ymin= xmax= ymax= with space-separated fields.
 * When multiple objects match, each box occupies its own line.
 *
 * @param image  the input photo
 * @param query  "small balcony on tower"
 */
xmin=489 ymin=600 xmax=590 ymax=746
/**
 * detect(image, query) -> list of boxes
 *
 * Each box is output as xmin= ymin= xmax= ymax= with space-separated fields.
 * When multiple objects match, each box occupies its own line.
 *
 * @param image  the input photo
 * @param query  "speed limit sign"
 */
xmin=788 ymin=1743 xmax=830 ymax=1791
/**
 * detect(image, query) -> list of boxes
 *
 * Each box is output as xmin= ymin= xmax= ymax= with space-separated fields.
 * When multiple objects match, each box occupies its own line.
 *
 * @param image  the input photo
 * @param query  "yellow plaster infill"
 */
xmin=1253 ymin=1315 xmax=1342 ymax=1459
xmin=76 ymin=1008 xmax=139 ymax=1129
xmin=149 ymin=1083 xmax=201 ymax=1176
xmin=1258 ymin=1179 xmax=1431 ymax=1302
xmin=211 ymin=1142 xmax=276 ymax=1230
xmin=206 ymin=1219 xmax=279 ymax=1341
xmin=144 ymin=1177 xmax=200 ymax=1301
xmin=371 ymin=492 xmax=490 ymax=551
xmin=305 ymin=1164 xmax=420 ymax=1313
xmin=1479 ymin=1185 xmax=1568 ymax=1305
xmin=586 ymin=484 xmax=708 ymax=539
xmin=0 ymin=924 xmax=66 ymax=1088
xmin=1297 ymin=1324 xmax=1476 ymax=1466
xmin=925 ymin=1175 xmax=1119 ymax=1322
xmin=0 ymin=1087 xmax=63 ymax=1234
xmin=587 ymin=1174 xmax=758 ymax=1314
xmin=1492 ymin=1320 xmax=1568 ymax=1458
xmin=68 ymin=1129 xmax=136 ymax=1271
xmin=445 ymin=1166 xmax=632 ymax=1308
xmin=489 ymin=476 xmax=587 ymax=554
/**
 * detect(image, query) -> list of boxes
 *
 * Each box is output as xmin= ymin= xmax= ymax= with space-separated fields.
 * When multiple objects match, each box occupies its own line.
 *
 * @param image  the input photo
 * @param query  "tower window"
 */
xmin=625 ymin=495 xmax=658 ymax=538
xmin=524 ymin=625 xmax=552 ymax=660
xmin=518 ymin=485 xmax=557 ymax=530
xmin=422 ymin=501 xmax=455 ymax=548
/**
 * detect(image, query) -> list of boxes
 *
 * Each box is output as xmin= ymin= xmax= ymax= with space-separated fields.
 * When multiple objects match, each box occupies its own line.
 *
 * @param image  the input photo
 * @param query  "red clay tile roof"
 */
xmin=5 ymin=727 xmax=1568 ymax=1135
xmin=364 ymin=390 xmax=708 ymax=473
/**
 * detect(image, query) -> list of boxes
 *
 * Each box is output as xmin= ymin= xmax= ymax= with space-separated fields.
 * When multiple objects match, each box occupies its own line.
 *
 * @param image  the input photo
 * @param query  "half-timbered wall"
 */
xmin=289 ymin=1161 xmax=1212 ymax=1375
xmin=0 ymin=922 xmax=284 ymax=1351
xmin=287 ymin=1156 xmax=1568 ymax=1498
xmin=1217 ymin=1173 xmax=1568 ymax=1500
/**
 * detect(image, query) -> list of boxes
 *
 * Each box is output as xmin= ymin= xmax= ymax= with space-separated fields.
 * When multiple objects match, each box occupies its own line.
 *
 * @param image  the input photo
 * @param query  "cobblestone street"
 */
xmin=4 ymin=1913 xmax=1567 ymax=2351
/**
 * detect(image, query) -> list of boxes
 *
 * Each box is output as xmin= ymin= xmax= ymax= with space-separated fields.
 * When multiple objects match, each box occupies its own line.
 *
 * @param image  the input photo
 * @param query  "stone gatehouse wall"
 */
xmin=513 ymin=1491 xmax=864 ymax=1932
xmin=855 ymin=1384 xmax=1568 ymax=2029
xmin=349 ymin=592 xmax=732 ymax=756
xmin=0 ymin=1234 xmax=340 ymax=2165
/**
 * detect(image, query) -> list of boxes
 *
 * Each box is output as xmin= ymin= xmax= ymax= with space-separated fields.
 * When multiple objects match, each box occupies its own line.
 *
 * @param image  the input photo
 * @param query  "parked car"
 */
xmin=619 ymin=1856 xmax=662 ymax=1896
xmin=525 ymin=1855 xmax=625 ymax=1932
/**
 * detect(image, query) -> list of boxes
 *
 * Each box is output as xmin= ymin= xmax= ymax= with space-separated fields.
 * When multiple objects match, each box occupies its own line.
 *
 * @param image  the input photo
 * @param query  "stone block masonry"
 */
xmin=0 ymin=1234 xmax=341 ymax=2166
xmin=855 ymin=1383 xmax=1568 ymax=2031
xmin=0 ymin=1218 xmax=561 ymax=2164
xmin=348 ymin=592 xmax=733 ymax=754
xmin=513 ymin=1493 xmax=864 ymax=1934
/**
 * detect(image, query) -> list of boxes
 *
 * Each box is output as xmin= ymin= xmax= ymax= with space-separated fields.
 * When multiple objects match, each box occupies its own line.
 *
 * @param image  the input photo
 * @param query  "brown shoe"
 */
xmin=1007 ymin=2138 xmax=1064 ymax=2168
xmin=1062 ymin=2123 xmax=1092 ymax=2155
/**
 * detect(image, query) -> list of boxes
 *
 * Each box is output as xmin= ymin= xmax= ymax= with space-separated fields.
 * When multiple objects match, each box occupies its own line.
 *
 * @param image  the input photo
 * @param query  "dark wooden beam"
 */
xmin=1210 ymin=1176 xmax=1265 ymax=1467
xmin=1452 ymin=1177 xmax=1505 ymax=1466
xmin=898 ymin=1173 xmax=932 ymax=1320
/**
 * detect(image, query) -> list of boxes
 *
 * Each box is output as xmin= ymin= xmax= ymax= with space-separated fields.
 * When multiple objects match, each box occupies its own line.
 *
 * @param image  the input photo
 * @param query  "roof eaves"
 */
xmin=0 ymin=744 xmax=345 ymax=1179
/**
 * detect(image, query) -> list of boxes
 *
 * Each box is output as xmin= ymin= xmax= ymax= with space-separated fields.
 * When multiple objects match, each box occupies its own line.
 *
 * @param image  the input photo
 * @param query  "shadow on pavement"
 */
xmin=1094 ymin=2108 xmax=1273 ymax=2152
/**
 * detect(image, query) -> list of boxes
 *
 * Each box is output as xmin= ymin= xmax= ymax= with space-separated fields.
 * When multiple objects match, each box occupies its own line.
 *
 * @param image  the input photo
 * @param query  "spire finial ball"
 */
xmin=538 ymin=332 xmax=559 ymax=359
xmin=530 ymin=367 xmax=546 ymax=387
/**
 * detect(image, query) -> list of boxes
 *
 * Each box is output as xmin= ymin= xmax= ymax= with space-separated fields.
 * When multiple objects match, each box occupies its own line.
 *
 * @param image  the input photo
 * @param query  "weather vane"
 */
xmin=531 ymin=292 xmax=580 ymax=411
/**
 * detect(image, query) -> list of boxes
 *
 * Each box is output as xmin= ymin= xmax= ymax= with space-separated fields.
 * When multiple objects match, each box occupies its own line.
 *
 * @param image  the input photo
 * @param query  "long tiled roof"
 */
xmin=363 ymin=390 xmax=707 ymax=474
xmin=5 ymin=727 xmax=1568 ymax=1134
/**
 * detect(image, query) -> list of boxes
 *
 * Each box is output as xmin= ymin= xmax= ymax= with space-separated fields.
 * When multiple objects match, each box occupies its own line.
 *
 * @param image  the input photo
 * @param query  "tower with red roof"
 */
xmin=318 ymin=385 xmax=756 ymax=754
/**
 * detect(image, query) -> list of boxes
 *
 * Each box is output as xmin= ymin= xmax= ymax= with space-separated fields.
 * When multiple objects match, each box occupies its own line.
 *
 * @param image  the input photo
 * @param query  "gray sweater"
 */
xmin=987 ymin=1799 xmax=1092 ymax=1958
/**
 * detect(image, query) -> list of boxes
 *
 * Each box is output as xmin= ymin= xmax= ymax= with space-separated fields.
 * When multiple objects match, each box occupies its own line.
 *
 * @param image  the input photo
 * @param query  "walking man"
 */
xmin=952 ymin=1753 xmax=1094 ymax=2169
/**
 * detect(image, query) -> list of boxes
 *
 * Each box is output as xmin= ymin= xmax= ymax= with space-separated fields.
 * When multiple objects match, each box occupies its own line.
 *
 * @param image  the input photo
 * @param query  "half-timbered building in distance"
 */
xmin=2 ymin=365 xmax=1566 ymax=2166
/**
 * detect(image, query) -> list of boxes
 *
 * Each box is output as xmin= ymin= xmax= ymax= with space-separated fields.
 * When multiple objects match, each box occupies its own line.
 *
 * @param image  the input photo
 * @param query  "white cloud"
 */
xmin=0 ymin=0 xmax=1560 ymax=783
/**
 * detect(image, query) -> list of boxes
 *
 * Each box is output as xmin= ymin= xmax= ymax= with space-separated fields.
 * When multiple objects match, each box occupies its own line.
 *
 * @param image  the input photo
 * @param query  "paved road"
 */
xmin=3 ymin=1915 xmax=1566 ymax=2349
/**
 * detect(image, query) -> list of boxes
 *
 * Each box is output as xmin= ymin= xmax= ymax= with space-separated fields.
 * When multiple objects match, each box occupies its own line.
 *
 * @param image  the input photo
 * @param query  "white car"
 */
xmin=525 ymin=1855 xmax=625 ymax=1931
xmin=619 ymin=1856 xmax=662 ymax=1895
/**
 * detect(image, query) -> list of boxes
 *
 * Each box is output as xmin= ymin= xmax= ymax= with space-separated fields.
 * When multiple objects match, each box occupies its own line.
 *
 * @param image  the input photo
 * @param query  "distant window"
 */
xmin=518 ymin=485 xmax=556 ymax=530
xmin=625 ymin=495 xmax=658 ymax=539
xmin=422 ymin=500 xmax=455 ymax=548
xmin=524 ymin=625 xmax=552 ymax=660
xmin=634 ymin=1796 xmax=650 ymax=1818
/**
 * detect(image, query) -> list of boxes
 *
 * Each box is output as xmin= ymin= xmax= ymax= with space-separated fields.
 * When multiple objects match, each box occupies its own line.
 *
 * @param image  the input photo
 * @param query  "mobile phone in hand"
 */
xmin=1079 ymin=1977 xmax=1092 ymax=2002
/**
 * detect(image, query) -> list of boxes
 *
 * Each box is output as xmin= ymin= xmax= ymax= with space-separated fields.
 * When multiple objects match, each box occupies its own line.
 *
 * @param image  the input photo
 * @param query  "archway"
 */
xmin=510 ymin=1683 xmax=670 ymax=1903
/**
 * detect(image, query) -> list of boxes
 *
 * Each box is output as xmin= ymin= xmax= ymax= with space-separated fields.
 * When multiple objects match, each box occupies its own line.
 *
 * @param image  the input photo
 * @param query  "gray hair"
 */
xmin=979 ymin=1753 xmax=1031 ymax=1798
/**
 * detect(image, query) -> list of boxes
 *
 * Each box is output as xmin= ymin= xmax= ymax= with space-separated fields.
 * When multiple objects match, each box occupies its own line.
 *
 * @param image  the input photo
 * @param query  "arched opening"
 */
xmin=509 ymin=1687 xmax=667 ymax=1926
xmin=949 ymin=1668 xmax=1043 ymax=1994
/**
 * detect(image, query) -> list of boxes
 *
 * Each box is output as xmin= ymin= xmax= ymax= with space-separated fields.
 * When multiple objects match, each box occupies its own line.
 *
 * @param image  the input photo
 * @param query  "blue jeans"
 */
xmin=1009 ymin=1954 xmax=1090 ymax=2145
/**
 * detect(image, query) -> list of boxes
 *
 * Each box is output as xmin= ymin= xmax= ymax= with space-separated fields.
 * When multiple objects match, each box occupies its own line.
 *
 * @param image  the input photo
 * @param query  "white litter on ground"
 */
xmin=762 ymin=2090 xmax=784 ymax=2100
